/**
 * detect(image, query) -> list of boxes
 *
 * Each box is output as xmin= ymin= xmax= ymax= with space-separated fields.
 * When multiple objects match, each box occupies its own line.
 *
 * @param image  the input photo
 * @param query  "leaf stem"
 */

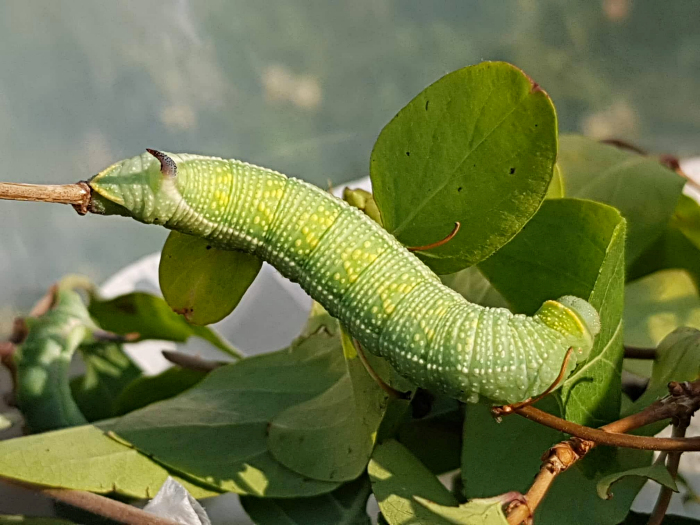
xmin=407 ymin=222 xmax=460 ymax=252
xmin=2 ymin=478 xmax=180 ymax=525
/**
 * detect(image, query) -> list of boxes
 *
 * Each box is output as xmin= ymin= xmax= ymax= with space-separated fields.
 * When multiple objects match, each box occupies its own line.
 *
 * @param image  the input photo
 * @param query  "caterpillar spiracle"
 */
xmin=87 ymin=150 xmax=600 ymax=405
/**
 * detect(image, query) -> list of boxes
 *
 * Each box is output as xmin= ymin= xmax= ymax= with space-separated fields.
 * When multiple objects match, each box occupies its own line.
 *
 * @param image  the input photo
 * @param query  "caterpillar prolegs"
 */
xmin=87 ymin=150 xmax=600 ymax=405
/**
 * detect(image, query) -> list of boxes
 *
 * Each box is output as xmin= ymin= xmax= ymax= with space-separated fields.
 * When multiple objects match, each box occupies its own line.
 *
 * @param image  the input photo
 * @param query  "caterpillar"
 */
xmin=13 ymin=286 xmax=92 ymax=432
xmin=86 ymin=150 xmax=598 ymax=404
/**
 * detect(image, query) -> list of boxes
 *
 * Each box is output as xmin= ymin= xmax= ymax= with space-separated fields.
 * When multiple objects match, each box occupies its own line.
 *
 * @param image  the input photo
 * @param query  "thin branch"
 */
xmin=600 ymin=138 xmax=647 ymax=155
xmin=648 ymin=420 xmax=690 ymax=525
xmin=513 ymin=404 xmax=700 ymax=451
xmin=2 ymin=478 xmax=180 ymax=525
xmin=506 ymin=380 xmax=700 ymax=525
xmin=0 ymin=182 xmax=91 ymax=214
xmin=161 ymin=350 xmax=226 ymax=372
xmin=624 ymin=346 xmax=657 ymax=360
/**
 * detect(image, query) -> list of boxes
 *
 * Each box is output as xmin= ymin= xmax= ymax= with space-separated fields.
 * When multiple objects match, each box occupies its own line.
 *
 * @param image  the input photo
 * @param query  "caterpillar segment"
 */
xmin=88 ymin=150 xmax=600 ymax=404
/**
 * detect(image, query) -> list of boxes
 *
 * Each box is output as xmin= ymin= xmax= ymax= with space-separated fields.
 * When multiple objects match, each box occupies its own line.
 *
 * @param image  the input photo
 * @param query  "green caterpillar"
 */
xmin=87 ymin=150 xmax=599 ymax=404
xmin=14 ymin=287 xmax=92 ymax=432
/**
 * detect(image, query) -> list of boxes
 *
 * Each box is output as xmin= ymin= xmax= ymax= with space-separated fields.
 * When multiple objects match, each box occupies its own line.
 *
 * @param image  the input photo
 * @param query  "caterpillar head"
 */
xmin=87 ymin=150 xmax=187 ymax=224
xmin=534 ymin=295 xmax=601 ymax=362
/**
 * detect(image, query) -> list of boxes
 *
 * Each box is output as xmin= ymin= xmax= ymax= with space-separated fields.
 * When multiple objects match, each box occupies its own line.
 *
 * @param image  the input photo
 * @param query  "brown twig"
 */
xmin=407 ymin=222 xmax=460 ymax=252
xmin=513 ymin=402 xmax=699 ymax=451
xmin=600 ymin=138 xmax=647 ymax=155
xmin=161 ymin=350 xmax=226 ymax=372
xmin=2 ymin=478 xmax=180 ymax=525
xmin=647 ymin=420 xmax=690 ymax=525
xmin=624 ymin=346 xmax=657 ymax=360
xmin=0 ymin=182 xmax=91 ymax=215
xmin=506 ymin=380 xmax=700 ymax=525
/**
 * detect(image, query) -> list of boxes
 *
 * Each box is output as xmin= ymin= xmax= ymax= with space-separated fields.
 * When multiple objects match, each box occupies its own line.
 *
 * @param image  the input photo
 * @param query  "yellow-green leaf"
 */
xmin=159 ymin=230 xmax=262 ymax=326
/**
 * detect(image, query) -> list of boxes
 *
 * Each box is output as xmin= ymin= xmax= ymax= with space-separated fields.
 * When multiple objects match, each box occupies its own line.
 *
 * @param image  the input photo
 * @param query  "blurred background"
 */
xmin=1 ymin=1 xmax=700 ymax=522
xmin=2 ymin=0 xmax=700 ymax=331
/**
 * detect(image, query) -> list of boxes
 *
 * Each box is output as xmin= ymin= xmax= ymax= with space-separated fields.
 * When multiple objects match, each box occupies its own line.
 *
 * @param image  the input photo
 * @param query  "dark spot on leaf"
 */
xmin=265 ymin=422 xmax=272 ymax=436
xmin=406 ymin=151 xmax=410 ymax=157
xmin=425 ymin=100 xmax=430 ymax=111
xmin=114 ymin=298 xmax=136 ymax=314
xmin=457 ymin=187 xmax=463 ymax=192
xmin=509 ymin=168 xmax=516 ymax=175
xmin=206 ymin=245 xmax=212 ymax=250
xmin=153 ymin=218 xmax=159 ymax=223
xmin=173 ymin=307 xmax=194 ymax=321
xmin=348 ymin=447 xmax=353 ymax=454
xmin=535 ymin=124 xmax=538 ymax=128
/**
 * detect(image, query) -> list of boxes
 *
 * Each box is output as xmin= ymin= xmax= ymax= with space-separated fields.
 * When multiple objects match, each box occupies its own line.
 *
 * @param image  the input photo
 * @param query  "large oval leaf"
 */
xmin=159 ymin=231 xmax=262 ymax=326
xmin=0 ymin=425 xmax=218 ymax=499
xmin=267 ymin=327 xmax=397 ymax=482
xmin=371 ymin=61 xmax=558 ymax=274
xmin=480 ymin=198 xmax=626 ymax=427
xmin=556 ymin=135 xmax=684 ymax=267
xmin=107 ymin=327 xmax=346 ymax=497
xmin=368 ymin=440 xmax=458 ymax=525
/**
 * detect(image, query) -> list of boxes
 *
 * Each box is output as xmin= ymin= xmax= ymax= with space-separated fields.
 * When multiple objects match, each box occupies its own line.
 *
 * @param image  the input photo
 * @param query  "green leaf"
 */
xmin=462 ymin=399 xmax=562 ymax=497
xmin=629 ymin=224 xmax=700 ymax=286
xmin=241 ymin=476 xmax=372 ymax=525
xmin=70 ymin=342 xmax=142 ymax=422
xmin=440 ymin=266 xmax=509 ymax=309
xmin=545 ymin=163 xmax=565 ymax=199
xmin=596 ymin=463 xmax=677 ymax=500
xmin=629 ymin=328 xmax=700 ymax=414
xmin=670 ymin=193 xmax=700 ymax=249
xmin=371 ymin=61 xmax=558 ymax=274
xmin=621 ymin=512 xmax=700 ymax=524
xmin=89 ymin=291 xmax=241 ymax=359
xmin=114 ymin=366 xmax=207 ymax=416
xmin=106 ymin=330 xmax=345 ymax=497
xmin=479 ymin=198 xmax=622 ymax=314
xmin=369 ymin=439 xmax=458 ymax=525
xmin=480 ymin=198 xmax=627 ymax=425
xmin=461 ymin=400 xmax=652 ymax=525
xmin=556 ymin=134 xmax=684 ymax=266
xmin=268 ymin=327 xmax=391 ymax=482
xmin=0 ymin=425 xmax=218 ymax=499
xmin=629 ymin=194 xmax=700 ymax=286
xmin=414 ymin=496 xmax=509 ymax=525
xmin=159 ymin=231 xmax=263 ymax=326
xmin=624 ymin=269 xmax=700 ymax=350
xmin=343 ymin=187 xmax=383 ymax=225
